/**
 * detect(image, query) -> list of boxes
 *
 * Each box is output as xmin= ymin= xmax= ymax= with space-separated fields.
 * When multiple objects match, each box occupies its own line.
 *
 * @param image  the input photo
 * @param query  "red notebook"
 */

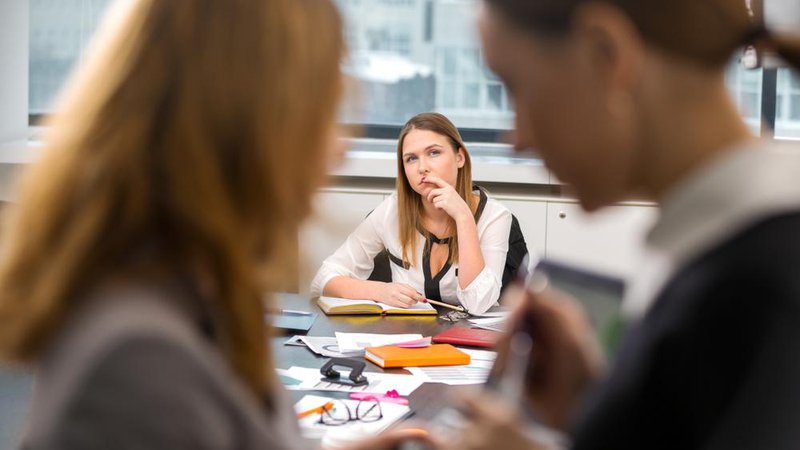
xmin=432 ymin=327 xmax=502 ymax=348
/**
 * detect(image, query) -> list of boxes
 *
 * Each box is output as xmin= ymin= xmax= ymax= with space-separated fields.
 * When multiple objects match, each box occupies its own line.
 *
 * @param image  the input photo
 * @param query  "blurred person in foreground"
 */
xmin=438 ymin=0 xmax=800 ymax=449
xmin=0 ymin=0 xmax=426 ymax=449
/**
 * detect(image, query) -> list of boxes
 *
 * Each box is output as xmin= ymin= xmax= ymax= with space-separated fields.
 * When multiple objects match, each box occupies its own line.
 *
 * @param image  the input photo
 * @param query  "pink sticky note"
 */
xmin=394 ymin=336 xmax=432 ymax=348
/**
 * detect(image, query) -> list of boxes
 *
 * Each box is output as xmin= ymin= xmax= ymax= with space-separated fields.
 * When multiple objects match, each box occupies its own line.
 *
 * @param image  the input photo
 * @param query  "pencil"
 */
xmin=296 ymin=401 xmax=334 ymax=419
xmin=423 ymin=298 xmax=465 ymax=312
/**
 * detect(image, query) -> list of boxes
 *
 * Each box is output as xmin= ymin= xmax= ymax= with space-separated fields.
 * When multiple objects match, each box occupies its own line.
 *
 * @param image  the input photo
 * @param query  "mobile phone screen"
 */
xmin=533 ymin=259 xmax=625 ymax=357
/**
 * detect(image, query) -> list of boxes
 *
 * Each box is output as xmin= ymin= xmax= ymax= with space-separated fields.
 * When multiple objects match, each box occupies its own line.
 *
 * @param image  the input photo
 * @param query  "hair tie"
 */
xmin=743 ymin=25 xmax=770 ymax=46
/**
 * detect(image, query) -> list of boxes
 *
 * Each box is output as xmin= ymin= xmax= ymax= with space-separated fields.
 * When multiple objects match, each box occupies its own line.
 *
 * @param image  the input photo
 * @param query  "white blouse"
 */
xmin=310 ymin=189 xmax=513 ymax=315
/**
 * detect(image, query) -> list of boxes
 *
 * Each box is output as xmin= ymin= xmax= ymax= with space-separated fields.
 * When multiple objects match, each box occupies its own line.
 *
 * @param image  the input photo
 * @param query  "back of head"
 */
xmin=484 ymin=0 xmax=800 ymax=70
xmin=0 ymin=0 xmax=344 ymax=399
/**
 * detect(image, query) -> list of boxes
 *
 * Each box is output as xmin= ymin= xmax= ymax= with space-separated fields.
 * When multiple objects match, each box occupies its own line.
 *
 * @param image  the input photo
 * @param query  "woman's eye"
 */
xmin=430 ymin=150 xmax=440 ymax=156
xmin=405 ymin=155 xmax=417 ymax=163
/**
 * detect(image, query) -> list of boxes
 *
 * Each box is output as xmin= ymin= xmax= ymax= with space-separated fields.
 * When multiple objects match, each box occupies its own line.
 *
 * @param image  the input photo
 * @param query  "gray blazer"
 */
xmin=21 ymin=282 xmax=309 ymax=450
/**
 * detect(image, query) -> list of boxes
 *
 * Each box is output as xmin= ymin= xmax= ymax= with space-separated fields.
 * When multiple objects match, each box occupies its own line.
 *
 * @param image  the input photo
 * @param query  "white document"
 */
xmin=405 ymin=349 xmax=497 ymax=385
xmin=459 ymin=348 xmax=498 ymax=367
xmin=298 ymin=336 xmax=362 ymax=358
xmin=469 ymin=310 xmax=511 ymax=318
xmin=406 ymin=365 xmax=491 ymax=385
xmin=294 ymin=394 xmax=411 ymax=440
xmin=282 ymin=366 xmax=424 ymax=395
xmin=335 ymin=332 xmax=422 ymax=353
xmin=468 ymin=317 xmax=508 ymax=332
xmin=468 ymin=317 xmax=507 ymax=326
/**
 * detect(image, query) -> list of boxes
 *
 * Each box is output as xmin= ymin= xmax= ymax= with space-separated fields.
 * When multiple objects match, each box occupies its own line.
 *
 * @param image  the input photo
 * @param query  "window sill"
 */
xmin=0 ymin=136 xmax=552 ymax=185
xmin=337 ymin=138 xmax=551 ymax=185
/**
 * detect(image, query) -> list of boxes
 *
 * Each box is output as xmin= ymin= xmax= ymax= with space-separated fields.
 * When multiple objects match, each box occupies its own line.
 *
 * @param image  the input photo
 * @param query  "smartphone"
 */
xmin=532 ymin=259 xmax=625 ymax=357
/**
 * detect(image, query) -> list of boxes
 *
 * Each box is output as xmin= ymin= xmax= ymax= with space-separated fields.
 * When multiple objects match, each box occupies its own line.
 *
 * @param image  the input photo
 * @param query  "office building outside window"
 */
xmin=29 ymin=0 xmax=797 ymax=144
xmin=29 ymin=0 xmax=110 ymax=116
xmin=776 ymin=68 xmax=800 ymax=139
xmin=725 ymin=59 xmax=764 ymax=136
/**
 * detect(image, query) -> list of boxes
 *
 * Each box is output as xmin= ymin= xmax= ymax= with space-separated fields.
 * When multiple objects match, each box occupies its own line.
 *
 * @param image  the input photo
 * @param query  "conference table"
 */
xmin=271 ymin=293 xmax=494 ymax=423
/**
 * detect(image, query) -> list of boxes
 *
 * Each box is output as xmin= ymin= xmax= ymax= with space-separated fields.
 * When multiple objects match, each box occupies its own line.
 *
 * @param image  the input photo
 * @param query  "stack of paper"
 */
xmin=405 ymin=348 xmax=497 ymax=385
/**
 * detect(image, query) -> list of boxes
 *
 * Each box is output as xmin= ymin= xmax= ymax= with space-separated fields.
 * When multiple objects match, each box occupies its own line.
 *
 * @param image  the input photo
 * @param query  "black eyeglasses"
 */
xmin=317 ymin=397 xmax=383 ymax=426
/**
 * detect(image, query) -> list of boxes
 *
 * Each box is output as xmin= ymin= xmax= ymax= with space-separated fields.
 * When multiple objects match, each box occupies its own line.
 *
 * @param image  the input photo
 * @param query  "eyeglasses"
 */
xmin=317 ymin=397 xmax=383 ymax=426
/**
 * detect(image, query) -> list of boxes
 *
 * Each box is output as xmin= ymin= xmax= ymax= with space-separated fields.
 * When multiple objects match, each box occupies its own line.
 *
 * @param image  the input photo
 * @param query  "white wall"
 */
xmin=0 ymin=0 xmax=29 ymax=143
xmin=765 ymin=0 xmax=800 ymax=34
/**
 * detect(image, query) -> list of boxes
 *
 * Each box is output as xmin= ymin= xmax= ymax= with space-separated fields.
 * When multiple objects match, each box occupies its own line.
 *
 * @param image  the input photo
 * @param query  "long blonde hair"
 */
xmin=0 ymin=0 xmax=344 ymax=401
xmin=396 ymin=113 xmax=478 ymax=267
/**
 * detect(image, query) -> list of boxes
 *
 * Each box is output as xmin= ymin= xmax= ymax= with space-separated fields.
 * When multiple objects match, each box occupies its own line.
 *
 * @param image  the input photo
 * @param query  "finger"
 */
xmin=423 ymin=174 xmax=450 ymax=188
xmin=398 ymin=286 xmax=425 ymax=302
xmin=393 ymin=292 xmax=417 ymax=307
xmin=456 ymin=391 xmax=516 ymax=424
xmin=427 ymin=188 xmax=446 ymax=203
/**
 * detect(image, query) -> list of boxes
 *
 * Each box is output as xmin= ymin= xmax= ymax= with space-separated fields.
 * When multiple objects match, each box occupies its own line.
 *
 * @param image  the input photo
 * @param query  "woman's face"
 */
xmin=479 ymin=5 xmax=640 ymax=211
xmin=401 ymin=129 xmax=465 ymax=198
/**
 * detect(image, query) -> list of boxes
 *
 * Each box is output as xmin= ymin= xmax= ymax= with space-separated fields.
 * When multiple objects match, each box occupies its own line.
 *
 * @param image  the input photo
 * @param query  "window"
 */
xmin=27 ymin=0 xmax=794 ymax=147
xmin=29 ymin=0 xmax=112 ymax=117
xmin=726 ymin=57 xmax=764 ymax=136
xmin=336 ymin=0 xmax=514 ymax=137
xmin=776 ymin=68 xmax=800 ymax=139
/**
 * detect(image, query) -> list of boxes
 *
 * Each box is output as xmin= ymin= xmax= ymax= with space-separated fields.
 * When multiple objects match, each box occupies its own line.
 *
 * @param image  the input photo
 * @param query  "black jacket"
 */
xmin=572 ymin=212 xmax=800 ymax=450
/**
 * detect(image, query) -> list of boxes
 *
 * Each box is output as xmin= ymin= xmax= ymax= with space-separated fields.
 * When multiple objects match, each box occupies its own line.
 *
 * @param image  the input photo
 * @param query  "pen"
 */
xmin=422 ymin=298 xmax=465 ymax=312
xmin=296 ymin=401 xmax=334 ymax=418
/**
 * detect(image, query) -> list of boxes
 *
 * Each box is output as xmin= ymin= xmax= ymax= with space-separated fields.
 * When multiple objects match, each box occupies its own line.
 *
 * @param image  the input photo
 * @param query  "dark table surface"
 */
xmin=270 ymin=293 xmax=485 ymax=420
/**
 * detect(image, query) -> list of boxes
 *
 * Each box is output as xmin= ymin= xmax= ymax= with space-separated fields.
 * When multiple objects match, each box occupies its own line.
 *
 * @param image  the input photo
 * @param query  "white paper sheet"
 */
xmin=467 ymin=317 xmax=508 ymax=332
xmin=335 ymin=332 xmax=423 ymax=353
xmin=298 ymin=336 xmax=363 ymax=358
xmin=294 ymin=394 xmax=410 ymax=440
xmin=469 ymin=310 xmax=511 ymax=318
xmin=405 ymin=349 xmax=497 ymax=385
xmin=406 ymin=365 xmax=491 ymax=385
xmin=282 ymin=366 xmax=424 ymax=395
xmin=468 ymin=317 xmax=507 ymax=326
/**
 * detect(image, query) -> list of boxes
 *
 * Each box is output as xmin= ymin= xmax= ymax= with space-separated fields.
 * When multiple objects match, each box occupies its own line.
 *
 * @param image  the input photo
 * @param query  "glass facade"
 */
xmin=28 ymin=0 xmax=800 ymax=141
xmin=726 ymin=58 xmax=764 ymax=136
xmin=336 ymin=0 xmax=513 ymax=129
xmin=29 ymin=0 xmax=111 ymax=115
xmin=776 ymin=68 xmax=800 ymax=139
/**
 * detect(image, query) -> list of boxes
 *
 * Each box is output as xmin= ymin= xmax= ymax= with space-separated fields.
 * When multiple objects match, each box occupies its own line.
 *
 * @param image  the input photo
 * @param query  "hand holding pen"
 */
xmin=493 ymin=275 xmax=605 ymax=432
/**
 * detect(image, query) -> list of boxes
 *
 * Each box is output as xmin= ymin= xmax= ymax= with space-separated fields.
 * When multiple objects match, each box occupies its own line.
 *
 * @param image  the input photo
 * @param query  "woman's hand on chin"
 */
xmin=424 ymin=175 xmax=472 ymax=222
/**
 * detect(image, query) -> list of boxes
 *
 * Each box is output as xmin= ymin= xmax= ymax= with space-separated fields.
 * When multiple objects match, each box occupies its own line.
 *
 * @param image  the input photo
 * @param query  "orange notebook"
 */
xmin=364 ymin=344 xmax=470 ymax=368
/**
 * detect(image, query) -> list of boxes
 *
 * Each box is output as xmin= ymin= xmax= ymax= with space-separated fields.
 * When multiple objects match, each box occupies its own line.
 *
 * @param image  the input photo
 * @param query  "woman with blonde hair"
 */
xmin=312 ymin=112 xmax=528 ymax=315
xmin=0 ymin=0 xmax=424 ymax=448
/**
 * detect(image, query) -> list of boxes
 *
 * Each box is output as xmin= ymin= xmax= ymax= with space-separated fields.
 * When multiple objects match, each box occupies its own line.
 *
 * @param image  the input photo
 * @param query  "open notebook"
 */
xmin=316 ymin=296 xmax=436 ymax=315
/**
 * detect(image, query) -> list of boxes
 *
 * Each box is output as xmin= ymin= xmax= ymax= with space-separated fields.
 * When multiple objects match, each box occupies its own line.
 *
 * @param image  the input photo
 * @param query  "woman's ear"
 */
xmin=457 ymin=148 xmax=466 ymax=168
xmin=572 ymin=2 xmax=644 ymax=107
